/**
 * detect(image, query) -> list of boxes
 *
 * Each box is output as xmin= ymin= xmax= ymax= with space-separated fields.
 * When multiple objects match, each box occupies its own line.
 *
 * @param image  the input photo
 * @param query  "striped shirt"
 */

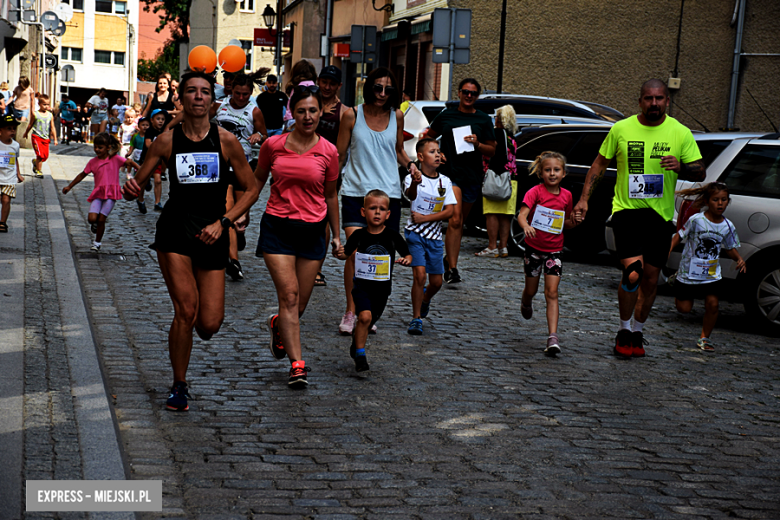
xmin=403 ymin=172 xmax=457 ymax=240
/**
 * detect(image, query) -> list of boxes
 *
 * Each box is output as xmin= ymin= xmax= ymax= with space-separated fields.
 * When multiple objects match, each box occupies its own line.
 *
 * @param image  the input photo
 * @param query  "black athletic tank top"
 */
xmin=164 ymin=123 xmax=232 ymax=223
xmin=317 ymin=101 xmax=341 ymax=145
xmin=150 ymin=92 xmax=176 ymax=112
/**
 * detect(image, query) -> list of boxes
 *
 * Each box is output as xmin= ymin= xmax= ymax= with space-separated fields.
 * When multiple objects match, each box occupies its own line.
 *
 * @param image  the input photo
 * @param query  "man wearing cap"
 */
xmin=316 ymin=65 xmax=349 ymax=146
xmin=256 ymin=75 xmax=288 ymax=137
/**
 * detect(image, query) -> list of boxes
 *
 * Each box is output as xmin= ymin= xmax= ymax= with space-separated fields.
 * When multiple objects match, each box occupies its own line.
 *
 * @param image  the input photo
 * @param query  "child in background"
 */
xmin=119 ymin=107 xmax=137 ymax=158
xmin=126 ymin=117 xmax=149 ymax=213
xmin=403 ymin=139 xmax=456 ymax=335
xmin=141 ymin=109 xmax=168 ymax=211
xmin=0 ymin=115 xmax=22 ymax=233
xmin=23 ymin=93 xmax=57 ymax=178
xmin=108 ymin=108 xmax=121 ymax=139
xmin=671 ymin=182 xmax=745 ymax=352
xmin=62 ymin=132 xmax=140 ymax=251
xmin=112 ymin=97 xmax=128 ymax=123
xmin=517 ymin=151 xmax=581 ymax=356
xmin=336 ymin=190 xmax=412 ymax=373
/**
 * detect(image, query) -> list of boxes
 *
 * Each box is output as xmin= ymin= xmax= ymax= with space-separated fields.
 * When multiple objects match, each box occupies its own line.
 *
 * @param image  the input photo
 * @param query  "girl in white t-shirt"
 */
xmin=670 ymin=182 xmax=745 ymax=351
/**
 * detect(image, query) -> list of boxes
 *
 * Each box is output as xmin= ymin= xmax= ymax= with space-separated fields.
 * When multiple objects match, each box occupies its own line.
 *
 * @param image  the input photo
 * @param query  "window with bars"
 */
xmin=241 ymin=40 xmax=252 ymax=72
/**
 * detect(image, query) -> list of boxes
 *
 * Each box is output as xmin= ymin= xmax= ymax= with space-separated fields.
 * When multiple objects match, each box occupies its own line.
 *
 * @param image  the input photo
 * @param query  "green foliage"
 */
xmin=142 ymin=0 xmax=190 ymax=39
xmin=137 ymin=42 xmax=180 ymax=82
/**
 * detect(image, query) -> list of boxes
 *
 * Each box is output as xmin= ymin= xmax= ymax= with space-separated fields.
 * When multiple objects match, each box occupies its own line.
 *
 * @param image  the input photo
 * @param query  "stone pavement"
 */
xmin=5 ymin=143 xmax=780 ymax=519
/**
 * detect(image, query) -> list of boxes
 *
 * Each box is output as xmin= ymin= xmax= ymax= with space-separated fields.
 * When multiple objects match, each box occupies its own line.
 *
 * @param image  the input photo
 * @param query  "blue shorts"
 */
xmin=257 ymin=213 xmax=327 ymax=260
xmin=451 ymin=180 xmax=481 ymax=204
xmin=404 ymin=230 xmax=445 ymax=274
xmin=341 ymin=195 xmax=402 ymax=232
xmin=12 ymin=107 xmax=28 ymax=120
xmin=267 ymin=128 xmax=283 ymax=137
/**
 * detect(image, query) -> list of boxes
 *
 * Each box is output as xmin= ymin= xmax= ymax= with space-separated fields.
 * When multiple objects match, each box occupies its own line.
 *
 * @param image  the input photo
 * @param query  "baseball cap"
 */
xmin=0 ymin=114 xmax=21 ymax=128
xmin=150 ymin=108 xmax=166 ymax=118
xmin=319 ymin=65 xmax=342 ymax=83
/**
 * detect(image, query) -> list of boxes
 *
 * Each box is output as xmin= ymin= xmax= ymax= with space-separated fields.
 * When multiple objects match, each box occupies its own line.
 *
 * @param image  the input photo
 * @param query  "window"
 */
xmin=113 ymin=52 xmax=125 ymax=65
xmin=94 ymin=50 xmax=112 ymax=63
xmin=566 ymin=131 xmax=611 ymax=166
xmin=239 ymin=0 xmax=254 ymax=12
xmin=61 ymin=47 xmax=83 ymax=62
xmin=696 ymin=140 xmax=731 ymax=168
xmin=719 ymin=144 xmax=780 ymax=198
xmin=95 ymin=0 xmax=113 ymax=12
xmin=241 ymin=40 xmax=252 ymax=72
xmin=63 ymin=0 xmax=84 ymax=11
xmin=114 ymin=1 xmax=126 ymax=13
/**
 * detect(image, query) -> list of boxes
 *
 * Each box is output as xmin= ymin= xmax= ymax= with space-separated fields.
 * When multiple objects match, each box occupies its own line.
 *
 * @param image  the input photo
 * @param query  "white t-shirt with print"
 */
xmin=403 ymin=172 xmax=457 ymax=241
xmin=88 ymin=95 xmax=109 ymax=115
xmin=0 ymin=140 xmax=21 ymax=185
xmin=677 ymin=212 xmax=740 ymax=284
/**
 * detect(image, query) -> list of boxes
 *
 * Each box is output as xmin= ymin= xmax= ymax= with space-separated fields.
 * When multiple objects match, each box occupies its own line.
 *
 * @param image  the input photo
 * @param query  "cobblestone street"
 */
xmin=15 ymin=146 xmax=780 ymax=519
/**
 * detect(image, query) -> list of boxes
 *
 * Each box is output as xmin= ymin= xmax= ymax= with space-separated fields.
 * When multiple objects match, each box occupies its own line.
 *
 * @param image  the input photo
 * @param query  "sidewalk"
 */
xmin=0 ymin=148 xmax=130 ymax=520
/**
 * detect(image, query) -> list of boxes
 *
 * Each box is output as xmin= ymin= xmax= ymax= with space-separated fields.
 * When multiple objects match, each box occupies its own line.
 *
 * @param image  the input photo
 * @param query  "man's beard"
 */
xmin=645 ymin=109 xmax=664 ymax=122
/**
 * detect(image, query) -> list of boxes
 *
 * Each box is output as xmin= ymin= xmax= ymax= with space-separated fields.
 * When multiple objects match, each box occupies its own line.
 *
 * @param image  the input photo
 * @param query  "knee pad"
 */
xmin=621 ymin=260 xmax=643 ymax=292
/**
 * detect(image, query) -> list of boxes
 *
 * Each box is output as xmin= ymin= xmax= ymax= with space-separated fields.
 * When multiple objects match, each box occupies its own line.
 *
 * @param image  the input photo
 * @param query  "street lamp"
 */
xmin=262 ymin=2 xmax=282 ymax=76
xmin=262 ymin=4 xmax=276 ymax=31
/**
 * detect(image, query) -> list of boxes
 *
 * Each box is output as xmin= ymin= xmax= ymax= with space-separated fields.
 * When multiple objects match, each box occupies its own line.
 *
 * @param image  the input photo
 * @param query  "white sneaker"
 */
xmin=90 ymin=243 xmax=101 ymax=251
xmin=339 ymin=311 xmax=356 ymax=336
xmin=499 ymin=247 xmax=509 ymax=258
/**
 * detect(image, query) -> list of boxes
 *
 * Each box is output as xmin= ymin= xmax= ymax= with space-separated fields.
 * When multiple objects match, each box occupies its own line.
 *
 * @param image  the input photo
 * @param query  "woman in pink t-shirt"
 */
xmin=517 ymin=151 xmax=582 ymax=356
xmin=62 ymin=132 xmax=140 ymax=251
xmin=254 ymin=85 xmax=340 ymax=388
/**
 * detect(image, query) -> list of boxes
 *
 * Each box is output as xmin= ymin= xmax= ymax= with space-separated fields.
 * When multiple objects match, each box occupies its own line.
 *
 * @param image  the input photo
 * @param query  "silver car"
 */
xmin=606 ymin=133 xmax=780 ymax=332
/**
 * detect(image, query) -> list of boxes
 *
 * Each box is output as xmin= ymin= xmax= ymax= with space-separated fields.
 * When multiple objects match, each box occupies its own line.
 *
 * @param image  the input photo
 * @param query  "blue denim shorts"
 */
xmin=404 ymin=230 xmax=445 ymax=274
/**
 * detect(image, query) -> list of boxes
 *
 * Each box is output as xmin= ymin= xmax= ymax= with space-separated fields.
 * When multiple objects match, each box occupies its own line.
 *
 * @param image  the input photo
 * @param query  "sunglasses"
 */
xmin=295 ymin=84 xmax=320 ymax=94
xmin=460 ymin=89 xmax=479 ymax=97
xmin=372 ymin=84 xmax=397 ymax=96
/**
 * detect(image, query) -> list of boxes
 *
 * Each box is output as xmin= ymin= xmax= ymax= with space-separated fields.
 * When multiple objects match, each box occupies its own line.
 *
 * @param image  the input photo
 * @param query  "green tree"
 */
xmin=137 ymin=42 xmax=180 ymax=81
xmin=142 ymin=0 xmax=190 ymax=39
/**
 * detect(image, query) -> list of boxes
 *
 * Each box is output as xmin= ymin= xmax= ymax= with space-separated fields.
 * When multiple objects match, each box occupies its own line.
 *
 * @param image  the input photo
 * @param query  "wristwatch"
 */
xmin=220 ymin=216 xmax=232 ymax=229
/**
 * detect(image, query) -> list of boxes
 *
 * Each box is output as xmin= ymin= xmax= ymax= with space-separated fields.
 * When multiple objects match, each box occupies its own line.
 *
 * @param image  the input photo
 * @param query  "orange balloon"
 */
xmin=219 ymin=45 xmax=246 ymax=73
xmin=188 ymin=45 xmax=217 ymax=73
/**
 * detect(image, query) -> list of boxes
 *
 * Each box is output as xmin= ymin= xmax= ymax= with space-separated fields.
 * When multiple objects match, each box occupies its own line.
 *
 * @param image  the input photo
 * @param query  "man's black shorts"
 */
xmin=611 ymin=208 xmax=675 ymax=268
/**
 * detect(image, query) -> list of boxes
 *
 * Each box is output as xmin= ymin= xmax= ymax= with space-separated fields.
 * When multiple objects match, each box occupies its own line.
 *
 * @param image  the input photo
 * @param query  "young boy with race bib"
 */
xmin=0 ymin=115 xmax=22 ymax=233
xmin=518 ymin=151 xmax=582 ymax=356
xmin=336 ymin=189 xmax=412 ymax=373
xmin=670 ymin=182 xmax=744 ymax=352
xmin=403 ymin=138 xmax=457 ymax=335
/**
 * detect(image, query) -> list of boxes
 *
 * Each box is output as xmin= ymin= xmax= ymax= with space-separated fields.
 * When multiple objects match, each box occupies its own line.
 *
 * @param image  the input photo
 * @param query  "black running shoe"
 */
xmin=288 ymin=360 xmax=310 ymax=387
xmin=267 ymin=314 xmax=286 ymax=359
xmin=226 ymin=259 xmax=244 ymax=281
xmin=137 ymin=200 xmax=147 ymax=214
xmin=632 ymin=331 xmax=647 ymax=358
xmin=90 ymin=223 xmax=98 ymax=233
xmin=447 ymin=267 xmax=462 ymax=284
xmin=614 ymin=329 xmax=633 ymax=359
xmin=166 ymin=381 xmax=191 ymax=411
xmin=354 ymin=355 xmax=369 ymax=373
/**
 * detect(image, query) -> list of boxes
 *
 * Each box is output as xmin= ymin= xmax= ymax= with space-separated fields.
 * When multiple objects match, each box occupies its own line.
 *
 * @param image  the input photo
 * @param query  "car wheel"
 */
xmin=507 ymin=216 xmax=526 ymax=254
xmin=744 ymin=259 xmax=780 ymax=333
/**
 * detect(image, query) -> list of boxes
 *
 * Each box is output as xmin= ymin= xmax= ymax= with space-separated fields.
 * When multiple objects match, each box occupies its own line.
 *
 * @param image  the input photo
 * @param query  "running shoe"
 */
xmin=166 ymin=381 xmax=191 ymax=411
xmin=499 ymin=247 xmax=509 ymax=258
xmin=447 ymin=267 xmax=462 ymax=284
xmin=443 ymin=257 xmax=451 ymax=283
xmin=35 ymin=169 xmax=43 ymax=179
xmin=154 ymin=203 xmax=164 ymax=212
xmin=90 ymin=243 xmax=101 ymax=252
xmin=354 ymin=355 xmax=369 ymax=373
xmin=544 ymin=334 xmax=561 ymax=356
xmin=521 ymin=301 xmax=533 ymax=320
xmin=267 ymin=314 xmax=286 ymax=359
xmin=475 ymin=248 xmax=499 ymax=257
xmin=288 ymin=360 xmax=310 ymax=387
xmin=160 ymin=171 xmax=167 ymax=181
xmin=145 ymin=181 xmax=152 ymax=192
xmin=407 ymin=318 xmax=423 ymax=335
xmin=632 ymin=331 xmax=648 ymax=357
xmin=614 ymin=329 xmax=633 ymax=359
xmin=137 ymin=200 xmax=147 ymax=214
xmin=226 ymin=259 xmax=244 ymax=281
xmin=339 ymin=311 xmax=356 ymax=335
xmin=696 ymin=337 xmax=715 ymax=352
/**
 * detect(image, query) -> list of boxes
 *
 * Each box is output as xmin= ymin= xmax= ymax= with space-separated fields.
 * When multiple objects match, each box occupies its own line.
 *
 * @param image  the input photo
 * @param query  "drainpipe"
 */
xmin=726 ymin=0 xmax=746 ymax=130
xmin=323 ymin=0 xmax=333 ymax=67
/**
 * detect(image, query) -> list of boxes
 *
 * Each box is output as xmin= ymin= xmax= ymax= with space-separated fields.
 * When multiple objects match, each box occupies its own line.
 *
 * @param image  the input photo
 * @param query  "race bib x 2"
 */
xmin=629 ymin=174 xmax=664 ymax=199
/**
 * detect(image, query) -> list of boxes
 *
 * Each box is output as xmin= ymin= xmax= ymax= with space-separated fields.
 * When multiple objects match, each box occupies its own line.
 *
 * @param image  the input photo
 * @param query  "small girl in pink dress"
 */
xmin=62 ymin=132 xmax=140 ymax=251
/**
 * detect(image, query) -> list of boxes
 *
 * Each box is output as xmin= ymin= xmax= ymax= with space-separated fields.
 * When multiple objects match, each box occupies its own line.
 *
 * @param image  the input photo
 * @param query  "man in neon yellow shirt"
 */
xmin=574 ymin=79 xmax=706 ymax=359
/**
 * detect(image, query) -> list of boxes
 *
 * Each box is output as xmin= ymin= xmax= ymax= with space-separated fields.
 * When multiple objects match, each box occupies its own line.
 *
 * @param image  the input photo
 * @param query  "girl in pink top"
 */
xmin=62 ymin=132 xmax=140 ymax=251
xmin=517 ymin=151 xmax=582 ymax=356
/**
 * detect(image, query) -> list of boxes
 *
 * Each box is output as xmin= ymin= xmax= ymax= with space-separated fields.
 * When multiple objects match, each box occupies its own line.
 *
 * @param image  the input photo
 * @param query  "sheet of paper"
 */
xmin=452 ymin=125 xmax=474 ymax=154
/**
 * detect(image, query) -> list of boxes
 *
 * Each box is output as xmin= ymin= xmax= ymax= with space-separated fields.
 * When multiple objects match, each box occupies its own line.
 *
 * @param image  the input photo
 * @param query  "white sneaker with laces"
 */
xmin=339 ymin=311 xmax=356 ymax=335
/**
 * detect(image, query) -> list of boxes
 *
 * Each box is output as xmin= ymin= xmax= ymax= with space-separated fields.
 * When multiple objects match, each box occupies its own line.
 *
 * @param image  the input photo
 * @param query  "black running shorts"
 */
xmin=611 ymin=208 xmax=675 ymax=268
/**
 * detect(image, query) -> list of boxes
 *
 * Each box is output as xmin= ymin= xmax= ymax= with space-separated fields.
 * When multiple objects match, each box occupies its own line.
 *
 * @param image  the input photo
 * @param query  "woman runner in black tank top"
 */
xmin=122 ymin=71 xmax=259 ymax=412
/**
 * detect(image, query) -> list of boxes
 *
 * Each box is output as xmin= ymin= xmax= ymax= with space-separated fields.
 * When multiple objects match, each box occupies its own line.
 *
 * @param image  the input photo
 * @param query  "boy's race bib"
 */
xmin=412 ymin=191 xmax=445 ymax=215
xmin=354 ymin=253 xmax=391 ymax=282
xmin=531 ymin=205 xmax=565 ymax=235
xmin=689 ymin=257 xmax=719 ymax=281
xmin=0 ymin=151 xmax=16 ymax=167
xmin=176 ymin=153 xmax=220 ymax=184
xmin=629 ymin=174 xmax=664 ymax=199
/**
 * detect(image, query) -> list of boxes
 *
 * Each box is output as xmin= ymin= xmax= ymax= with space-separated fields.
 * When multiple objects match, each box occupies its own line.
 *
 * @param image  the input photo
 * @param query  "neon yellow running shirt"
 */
xmin=599 ymin=115 xmax=701 ymax=221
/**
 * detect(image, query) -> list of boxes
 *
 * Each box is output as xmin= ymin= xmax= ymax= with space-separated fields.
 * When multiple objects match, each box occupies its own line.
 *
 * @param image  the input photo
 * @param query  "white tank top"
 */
xmin=215 ymin=97 xmax=254 ymax=158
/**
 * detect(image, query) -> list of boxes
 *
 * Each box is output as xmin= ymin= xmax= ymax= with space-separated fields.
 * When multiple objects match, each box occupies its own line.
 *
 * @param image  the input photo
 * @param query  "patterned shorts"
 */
xmin=0 ymin=184 xmax=17 ymax=198
xmin=524 ymin=245 xmax=563 ymax=278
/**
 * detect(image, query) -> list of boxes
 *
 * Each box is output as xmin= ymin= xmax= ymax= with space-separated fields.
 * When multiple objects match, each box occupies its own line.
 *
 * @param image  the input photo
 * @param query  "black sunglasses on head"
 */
xmin=460 ymin=89 xmax=479 ymax=97
xmin=372 ymin=84 xmax=397 ymax=95
xmin=295 ymin=84 xmax=320 ymax=94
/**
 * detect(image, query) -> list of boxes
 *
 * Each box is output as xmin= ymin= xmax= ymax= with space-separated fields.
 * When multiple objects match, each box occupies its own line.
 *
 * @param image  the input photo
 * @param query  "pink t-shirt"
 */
xmin=522 ymin=184 xmax=573 ymax=252
xmin=85 ymin=154 xmax=125 ymax=202
xmin=258 ymin=134 xmax=339 ymax=222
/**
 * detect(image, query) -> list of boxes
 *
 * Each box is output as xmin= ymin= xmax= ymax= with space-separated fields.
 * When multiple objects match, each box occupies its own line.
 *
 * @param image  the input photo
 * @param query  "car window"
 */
xmin=696 ymin=140 xmax=731 ymax=168
xmin=565 ymin=132 xmax=611 ymax=166
xmin=719 ymin=144 xmax=780 ymax=198
xmin=515 ymin=132 xmax=581 ymax=161
xmin=422 ymin=107 xmax=444 ymax=124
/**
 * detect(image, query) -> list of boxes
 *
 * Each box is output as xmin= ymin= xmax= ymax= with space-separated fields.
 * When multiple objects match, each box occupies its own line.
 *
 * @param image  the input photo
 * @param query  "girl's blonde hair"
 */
xmin=495 ymin=104 xmax=517 ymax=135
xmin=0 ymin=82 xmax=9 ymax=90
xmin=93 ymin=132 xmax=122 ymax=156
xmin=529 ymin=151 xmax=566 ymax=178
xmin=676 ymin=181 xmax=730 ymax=211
